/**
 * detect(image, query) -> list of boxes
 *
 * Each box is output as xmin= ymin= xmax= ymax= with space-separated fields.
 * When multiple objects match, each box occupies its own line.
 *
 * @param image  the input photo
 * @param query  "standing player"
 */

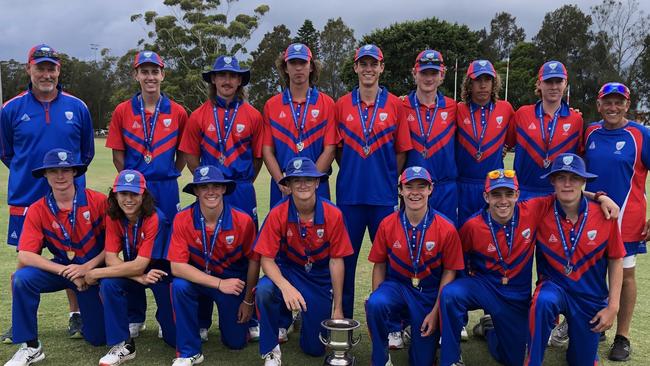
xmin=583 ymin=82 xmax=649 ymax=361
xmin=456 ymin=60 xmax=515 ymax=224
xmin=0 ymin=44 xmax=95 ymax=342
xmin=506 ymin=61 xmax=583 ymax=200
xmin=366 ymin=166 xmax=463 ymax=366
xmin=180 ymin=55 xmax=263 ymax=225
xmin=335 ymin=44 xmax=412 ymax=319
xmin=167 ymin=166 xmax=259 ymax=366
xmin=402 ymin=50 xmax=458 ymax=223
xmin=83 ymin=170 xmax=176 ymax=366
xmin=526 ymin=153 xmax=624 ymax=366
xmin=4 ymin=149 xmax=106 ymax=366
xmin=254 ymin=157 xmax=353 ymax=366
xmin=262 ymin=43 xmax=337 ymax=208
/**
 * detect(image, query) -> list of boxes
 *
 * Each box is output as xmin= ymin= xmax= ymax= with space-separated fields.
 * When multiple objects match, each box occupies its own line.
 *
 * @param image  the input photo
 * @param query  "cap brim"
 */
xmin=355 ymin=54 xmax=382 ymax=62
xmin=599 ymin=91 xmax=629 ymax=100
xmin=30 ymin=58 xmax=60 ymax=65
xmin=278 ymin=173 xmax=328 ymax=186
xmin=202 ymin=69 xmax=250 ymax=86
xmin=469 ymin=70 xmax=495 ymax=79
xmin=135 ymin=61 xmax=164 ymax=69
xmin=540 ymin=168 xmax=598 ymax=181
xmin=31 ymin=164 xmax=87 ymax=178
xmin=399 ymin=177 xmax=433 ymax=186
xmin=113 ymin=185 xmax=144 ymax=194
xmin=182 ymin=181 xmax=236 ymax=196
xmin=486 ymin=182 xmax=517 ymax=192
xmin=285 ymin=55 xmax=311 ymax=62
xmin=541 ymin=73 xmax=567 ymax=81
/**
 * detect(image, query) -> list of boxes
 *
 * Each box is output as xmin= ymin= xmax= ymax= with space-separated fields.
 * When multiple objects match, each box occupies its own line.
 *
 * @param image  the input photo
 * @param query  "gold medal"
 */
xmin=218 ymin=156 xmax=226 ymax=165
xmin=411 ymin=277 xmax=420 ymax=288
xmin=543 ymin=158 xmax=551 ymax=168
xmin=144 ymin=153 xmax=152 ymax=164
xmin=66 ymin=250 xmax=75 ymax=260
xmin=421 ymin=149 xmax=427 ymax=158
xmin=363 ymin=146 xmax=370 ymax=156
xmin=296 ymin=142 xmax=304 ymax=152
xmin=501 ymin=276 xmax=508 ymax=285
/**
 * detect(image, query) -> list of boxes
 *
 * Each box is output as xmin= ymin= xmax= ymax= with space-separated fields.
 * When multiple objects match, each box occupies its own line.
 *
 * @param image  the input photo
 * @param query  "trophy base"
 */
xmin=323 ymin=355 xmax=356 ymax=366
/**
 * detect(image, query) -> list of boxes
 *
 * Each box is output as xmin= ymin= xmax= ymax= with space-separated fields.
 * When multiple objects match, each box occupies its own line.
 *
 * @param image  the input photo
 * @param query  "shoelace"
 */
xmin=11 ymin=345 xmax=38 ymax=361
xmin=108 ymin=344 xmax=129 ymax=356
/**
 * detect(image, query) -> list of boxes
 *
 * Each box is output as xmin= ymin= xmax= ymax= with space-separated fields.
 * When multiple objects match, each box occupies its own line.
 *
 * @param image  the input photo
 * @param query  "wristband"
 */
xmin=242 ymin=299 xmax=254 ymax=306
xmin=594 ymin=191 xmax=607 ymax=202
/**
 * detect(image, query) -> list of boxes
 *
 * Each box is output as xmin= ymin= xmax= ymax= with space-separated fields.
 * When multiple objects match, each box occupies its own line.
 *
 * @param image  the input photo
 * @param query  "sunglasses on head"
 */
xmin=32 ymin=49 xmax=59 ymax=60
xmin=487 ymin=169 xmax=516 ymax=180
xmin=600 ymin=83 xmax=629 ymax=96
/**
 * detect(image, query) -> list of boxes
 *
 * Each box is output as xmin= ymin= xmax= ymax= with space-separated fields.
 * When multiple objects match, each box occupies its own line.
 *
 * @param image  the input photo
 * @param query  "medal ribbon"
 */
xmin=46 ymin=189 xmax=78 ymax=258
xmin=355 ymin=88 xmax=382 ymax=150
xmin=469 ymin=102 xmax=492 ymax=155
xmin=212 ymin=101 xmax=241 ymax=157
xmin=538 ymin=104 xmax=561 ymax=161
xmin=140 ymin=95 xmax=162 ymax=152
xmin=400 ymin=209 xmax=429 ymax=280
xmin=290 ymin=201 xmax=312 ymax=264
xmin=286 ymin=88 xmax=312 ymax=146
xmin=485 ymin=208 xmax=517 ymax=275
xmin=553 ymin=197 xmax=589 ymax=270
xmin=122 ymin=217 xmax=143 ymax=262
xmin=413 ymin=96 xmax=439 ymax=152
xmin=199 ymin=209 xmax=224 ymax=274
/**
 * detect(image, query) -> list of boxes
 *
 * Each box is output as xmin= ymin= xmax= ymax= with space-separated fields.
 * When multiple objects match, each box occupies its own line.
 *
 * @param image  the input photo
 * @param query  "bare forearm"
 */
xmin=185 ymin=154 xmax=200 ymax=174
xmin=112 ymin=150 xmax=125 ymax=172
xmin=175 ymin=151 xmax=186 ymax=172
xmin=261 ymin=256 xmax=291 ymax=290
xmin=371 ymin=263 xmax=386 ymax=291
xmin=316 ymin=145 xmax=336 ymax=173
xmin=171 ymin=262 xmax=220 ymax=289
xmin=94 ymin=255 xmax=149 ymax=279
xmin=244 ymin=260 xmax=260 ymax=303
xmin=607 ymin=258 xmax=623 ymax=310
xmin=262 ymin=146 xmax=284 ymax=184
xmin=18 ymin=251 xmax=66 ymax=275
xmin=396 ymin=152 xmax=406 ymax=173
xmin=329 ymin=258 xmax=345 ymax=313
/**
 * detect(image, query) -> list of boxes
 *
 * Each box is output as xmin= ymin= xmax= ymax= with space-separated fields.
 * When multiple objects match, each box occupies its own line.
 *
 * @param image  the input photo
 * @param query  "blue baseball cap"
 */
xmin=284 ymin=43 xmax=313 ymax=62
xmin=399 ymin=166 xmax=433 ymax=185
xmin=467 ymin=59 xmax=496 ymax=79
xmin=598 ymin=82 xmax=630 ymax=100
xmin=540 ymin=153 xmax=597 ymax=181
xmin=279 ymin=157 xmax=327 ymax=186
xmin=32 ymin=148 xmax=87 ymax=178
xmin=113 ymin=170 xmax=147 ymax=194
xmin=484 ymin=169 xmax=519 ymax=192
xmin=354 ymin=44 xmax=384 ymax=62
xmin=202 ymin=55 xmax=250 ymax=86
xmin=133 ymin=50 xmax=164 ymax=69
xmin=28 ymin=44 xmax=60 ymax=66
xmin=538 ymin=60 xmax=568 ymax=81
xmin=183 ymin=165 xmax=236 ymax=196
xmin=414 ymin=50 xmax=445 ymax=72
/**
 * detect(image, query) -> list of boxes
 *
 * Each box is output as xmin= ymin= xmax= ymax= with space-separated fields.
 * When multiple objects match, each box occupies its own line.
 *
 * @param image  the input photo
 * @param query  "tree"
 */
xmin=478 ymin=12 xmax=526 ymax=61
xmin=319 ymin=17 xmax=356 ymax=99
xmin=248 ymin=24 xmax=292 ymax=111
xmin=342 ymin=17 xmax=481 ymax=98
xmin=293 ymin=19 xmax=320 ymax=58
xmin=637 ymin=34 xmax=650 ymax=111
xmin=500 ymin=42 xmax=543 ymax=109
xmin=130 ymin=0 xmax=269 ymax=110
xmin=0 ymin=59 xmax=29 ymax=104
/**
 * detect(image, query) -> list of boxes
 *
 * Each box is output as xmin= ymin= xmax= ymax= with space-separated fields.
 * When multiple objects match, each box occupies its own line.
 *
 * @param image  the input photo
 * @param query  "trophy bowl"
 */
xmin=319 ymin=318 xmax=361 ymax=366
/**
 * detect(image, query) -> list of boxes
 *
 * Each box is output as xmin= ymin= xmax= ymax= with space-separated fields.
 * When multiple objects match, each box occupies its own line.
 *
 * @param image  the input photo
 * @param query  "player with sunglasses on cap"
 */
xmin=254 ymin=157 xmax=353 ymax=366
xmin=4 ymin=149 xmax=107 ymax=366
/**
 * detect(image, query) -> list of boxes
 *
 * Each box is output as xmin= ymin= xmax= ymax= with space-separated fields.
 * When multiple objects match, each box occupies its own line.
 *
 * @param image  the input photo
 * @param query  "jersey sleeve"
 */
xmin=178 ymin=109 xmax=203 ymax=156
xmin=175 ymin=104 xmax=189 ymax=149
xmin=606 ymin=218 xmax=626 ymax=259
xmin=253 ymin=208 xmax=283 ymax=258
xmin=105 ymin=104 xmax=126 ymax=150
xmin=640 ymin=125 xmax=650 ymax=169
xmin=458 ymin=221 xmax=474 ymax=254
xmin=323 ymin=96 xmax=339 ymax=146
xmin=136 ymin=214 xmax=158 ymax=259
xmin=442 ymin=223 xmax=465 ymax=270
xmin=574 ymin=112 xmax=585 ymax=155
xmin=521 ymin=195 xmax=555 ymax=223
xmin=328 ymin=208 xmax=354 ymax=258
xmin=368 ymin=218 xmax=389 ymax=263
xmin=250 ymin=106 xmax=265 ymax=159
xmin=394 ymin=102 xmax=413 ymax=153
xmin=262 ymin=101 xmax=275 ymax=147
xmin=18 ymin=204 xmax=46 ymax=254
xmin=104 ymin=217 xmax=123 ymax=253
xmin=166 ymin=215 xmax=191 ymax=263
xmin=241 ymin=213 xmax=261 ymax=261
xmin=79 ymin=102 xmax=95 ymax=166
xmin=0 ymin=105 xmax=14 ymax=168
xmin=505 ymin=108 xmax=521 ymax=148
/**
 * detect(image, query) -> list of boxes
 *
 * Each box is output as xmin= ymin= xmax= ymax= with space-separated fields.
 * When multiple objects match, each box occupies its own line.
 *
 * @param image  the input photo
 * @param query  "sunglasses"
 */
xmin=31 ymin=49 xmax=59 ymax=60
xmin=599 ymin=83 xmax=629 ymax=97
xmin=487 ymin=169 xmax=516 ymax=180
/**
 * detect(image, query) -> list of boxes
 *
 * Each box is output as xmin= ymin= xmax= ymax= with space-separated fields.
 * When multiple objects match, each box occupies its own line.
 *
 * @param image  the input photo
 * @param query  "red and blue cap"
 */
xmin=279 ymin=157 xmax=327 ymax=186
xmin=113 ymin=170 xmax=147 ymax=194
xmin=32 ymin=148 xmax=87 ymax=178
xmin=399 ymin=166 xmax=433 ymax=185
xmin=414 ymin=50 xmax=444 ymax=72
xmin=484 ymin=169 xmax=519 ymax=193
xmin=354 ymin=44 xmax=384 ymax=62
xmin=540 ymin=153 xmax=597 ymax=181
xmin=133 ymin=50 xmax=164 ymax=69
xmin=202 ymin=55 xmax=250 ymax=86
xmin=284 ymin=43 xmax=313 ymax=62
xmin=467 ymin=59 xmax=496 ymax=79
xmin=598 ymin=82 xmax=630 ymax=100
xmin=538 ymin=60 xmax=568 ymax=81
xmin=183 ymin=165 xmax=236 ymax=196
xmin=28 ymin=44 xmax=60 ymax=66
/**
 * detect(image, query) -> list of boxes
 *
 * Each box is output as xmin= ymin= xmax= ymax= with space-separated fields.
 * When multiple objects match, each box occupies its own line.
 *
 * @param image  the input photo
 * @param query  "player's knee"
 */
xmin=12 ymin=267 xmax=37 ymax=290
xmin=255 ymin=277 xmax=276 ymax=303
xmin=171 ymin=277 xmax=193 ymax=296
xmin=221 ymin=332 xmax=247 ymax=350
xmin=366 ymin=291 xmax=390 ymax=315
xmin=440 ymin=282 xmax=464 ymax=304
xmin=99 ymin=278 xmax=122 ymax=295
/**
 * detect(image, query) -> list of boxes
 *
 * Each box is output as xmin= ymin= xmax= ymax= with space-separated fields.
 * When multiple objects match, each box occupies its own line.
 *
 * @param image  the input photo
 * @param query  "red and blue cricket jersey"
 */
xmin=167 ymin=202 xmax=258 ymax=278
xmin=368 ymin=209 xmax=464 ymax=292
xmin=460 ymin=197 xmax=553 ymax=297
xmin=105 ymin=208 xmax=170 ymax=261
xmin=263 ymin=88 xmax=337 ymax=172
xmin=507 ymin=101 xmax=583 ymax=193
xmin=584 ymin=121 xmax=650 ymax=246
xmin=456 ymin=100 xmax=515 ymax=180
xmin=0 ymin=86 xmax=94 ymax=207
xmin=335 ymin=87 xmax=412 ymax=205
xmin=535 ymin=198 xmax=625 ymax=300
xmin=180 ymin=97 xmax=263 ymax=181
xmin=254 ymin=196 xmax=354 ymax=272
xmin=19 ymin=189 xmax=107 ymax=264
xmin=402 ymin=91 xmax=457 ymax=182
xmin=106 ymin=93 xmax=187 ymax=180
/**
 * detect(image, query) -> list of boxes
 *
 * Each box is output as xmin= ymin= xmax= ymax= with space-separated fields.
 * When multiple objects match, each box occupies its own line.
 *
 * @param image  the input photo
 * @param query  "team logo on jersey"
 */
xmin=223 ymin=56 xmax=232 ymax=65
xmin=132 ymin=121 xmax=141 ymax=129
xmin=463 ymin=118 xmax=470 ymax=125
xmin=426 ymin=241 xmax=435 ymax=251
xmin=587 ymin=230 xmax=597 ymax=240
xmin=317 ymin=229 xmax=324 ymax=238
xmin=522 ymin=228 xmax=531 ymax=239
xmin=208 ymin=124 xmax=216 ymax=131
xmin=379 ymin=112 xmax=388 ymax=122
xmin=279 ymin=111 xmax=286 ymax=119
xmin=393 ymin=240 xmax=401 ymax=249
xmin=163 ymin=118 xmax=172 ymax=127
xmin=52 ymin=221 xmax=60 ymax=229
xmin=10 ymin=231 xmax=17 ymax=239
xmin=124 ymin=173 xmax=135 ymax=183
xmin=65 ymin=111 xmax=74 ymax=121
xmin=311 ymin=109 xmax=320 ymax=119
xmin=226 ymin=235 xmax=235 ymax=245
xmin=562 ymin=155 xmax=573 ymax=166
xmin=528 ymin=122 xmax=536 ymax=130
xmin=441 ymin=112 xmax=448 ymax=120
xmin=407 ymin=114 xmax=415 ymax=122
xmin=615 ymin=141 xmax=625 ymax=153
xmin=195 ymin=237 xmax=202 ymax=244
xmin=293 ymin=159 xmax=303 ymax=170
xmin=562 ymin=123 xmax=571 ymax=133
xmin=236 ymin=123 xmax=245 ymax=133
xmin=20 ymin=113 xmax=31 ymax=122
xmin=496 ymin=116 xmax=503 ymax=125
xmin=58 ymin=151 xmax=68 ymax=161
xmin=549 ymin=234 xmax=558 ymax=243
xmin=287 ymin=228 xmax=293 ymax=237
xmin=589 ymin=141 xmax=596 ymax=150
xmin=346 ymin=114 xmax=354 ymax=122
xmin=549 ymin=62 xmax=558 ymax=70
xmin=487 ymin=243 xmax=496 ymax=252
xmin=83 ymin=211 xmax=90 ymax=221
xmin=200 ymin=167 xmax=210 ymax=176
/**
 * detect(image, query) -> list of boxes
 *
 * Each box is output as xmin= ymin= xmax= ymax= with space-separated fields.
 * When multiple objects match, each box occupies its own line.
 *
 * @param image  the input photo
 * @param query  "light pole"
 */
xmin=90 ymin=43 xmax=99 ymax=63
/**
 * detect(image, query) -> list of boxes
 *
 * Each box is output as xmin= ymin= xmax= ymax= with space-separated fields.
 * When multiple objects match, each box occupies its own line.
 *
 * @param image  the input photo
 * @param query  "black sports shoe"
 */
xmin=68 ymin=313 xmax=83 ymax=339
xmin=608 ymin=335 xmax=631 ymax=361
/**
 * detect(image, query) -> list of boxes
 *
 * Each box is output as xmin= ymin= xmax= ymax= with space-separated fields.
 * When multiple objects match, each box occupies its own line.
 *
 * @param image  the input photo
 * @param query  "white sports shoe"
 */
xmin=171 ymin=353 xmax=204 ymax=366
xmin=4 ymin=342 xmax=45 ymax=366
xmin=388 ymin=331 xmax=404 ymax=350
xmin=199 ymin=328 xmax=208 ymax=343
xmin=548 ymin=319 xmax=569 ymax=348
xmin=98 ymin=341 xmax=136 ymax=366
xmin=128 ymin=323 xmax=145 ymax=339
xmin=158 ymin=327 xmax=163 ymax=339
xmin=263 ymin=346 xmax=281 ymax=366
xmin=460 ymin=326 xmax=469 ymax=342
xmin=249 ymin=326 xmax=260 ymax=341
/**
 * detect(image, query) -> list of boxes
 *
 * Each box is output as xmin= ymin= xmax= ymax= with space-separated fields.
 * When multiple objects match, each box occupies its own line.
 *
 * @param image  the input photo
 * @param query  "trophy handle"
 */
xmin=351 ymin=334 xmax=361 ymax=347
xmin=319 ymin=333 xmax=330 ymax=346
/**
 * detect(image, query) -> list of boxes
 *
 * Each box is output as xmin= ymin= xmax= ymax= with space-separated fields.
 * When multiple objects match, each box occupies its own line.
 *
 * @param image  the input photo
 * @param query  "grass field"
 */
xmin=0 ymin=140 xmax=648 ymax=365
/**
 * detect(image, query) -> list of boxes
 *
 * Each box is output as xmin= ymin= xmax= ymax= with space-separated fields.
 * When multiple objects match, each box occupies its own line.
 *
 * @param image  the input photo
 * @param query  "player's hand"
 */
xmin=279 ymin=184 xmax=291 ymax=197
xmin=141 ymin=269 xmax=167 ymax=285
xmin=72 ymin=277 xmax=88 ymax=292
xmin=218 ymin=278 xmax=245 ymax=295
xmin=280 ymin=284 xmax=307 ymax=312
xmin=569 ymin=107 xmax=583 ymax=116
xmin=598 ymin=196 xmax=619 ymax=220
xmin=237 ymin=301 xmax=254 ymax=323
xmin=60 ymin=264 xmax=88 ymax=281
xmin=642 ymin=219 xmax=650 ymax=241
xmin=332 ymin=308 xmax=344 ymax=320
xmin=84 ymin=270 xmax=99 ymax=286
xmin=590 ymin=305 xmax=617 ymax=332
xmin=420 ymin=310 xmax=438 ymax=337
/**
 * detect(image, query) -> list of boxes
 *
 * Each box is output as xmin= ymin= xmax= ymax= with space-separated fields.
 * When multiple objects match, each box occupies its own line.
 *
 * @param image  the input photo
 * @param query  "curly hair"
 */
xmin=275 ymin=54 xmax=322 ymax=88
xmin=460 ymin=73 xmax=503 ymax=104
xmin=107 ymin=189 xmax=156 ymax=221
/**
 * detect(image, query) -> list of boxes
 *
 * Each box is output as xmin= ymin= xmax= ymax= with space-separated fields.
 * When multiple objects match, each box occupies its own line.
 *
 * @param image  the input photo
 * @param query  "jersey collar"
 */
xmin=408 ymin=90 xmax=446 ymax=110
xmin=351 ymin=86 xmax=388 ymax=109
xmin=130 ymin=92 xmax=171 ymax=115
xmin=535 ymin=99 xmax=571 ymax=118
xmin=287 ymin=195 xmax=325 ymax=225
xmin=281 ymin=86 xmax=320 ymax=105
xmin=191 ymin=201 xmax=234 ymax=231
xmin=553 ymin=194 xmax=588 ymax=220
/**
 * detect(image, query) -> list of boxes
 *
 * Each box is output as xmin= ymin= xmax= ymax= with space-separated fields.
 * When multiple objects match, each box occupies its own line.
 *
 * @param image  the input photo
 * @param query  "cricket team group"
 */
xmin=0 ymin=40 xmax=647 ymax=366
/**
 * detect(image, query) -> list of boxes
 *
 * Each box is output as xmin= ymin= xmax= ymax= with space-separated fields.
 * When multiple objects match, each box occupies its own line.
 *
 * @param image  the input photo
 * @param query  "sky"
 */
xmin=1 ymin=0 xmax=648 ymax=62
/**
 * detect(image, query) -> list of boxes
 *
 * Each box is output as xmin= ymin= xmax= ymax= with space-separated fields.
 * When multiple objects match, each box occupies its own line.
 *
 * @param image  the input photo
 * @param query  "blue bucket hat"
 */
xmin=202 ymin=55 xmax=250 ymax=86
xmin=540 ymin=153 xmax=597 ymax=181
xmin=182 ymin=165 xmax=236 ymax=196
xmin=279 ymin=157 xmax=327 ymax=186
xmin=32 ymin=148 xmax=87 ymax=178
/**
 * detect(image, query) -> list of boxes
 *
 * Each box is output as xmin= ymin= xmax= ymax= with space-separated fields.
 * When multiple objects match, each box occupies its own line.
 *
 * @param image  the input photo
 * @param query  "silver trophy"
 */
xmin=319 ymin=318 xmax=361 ymax=366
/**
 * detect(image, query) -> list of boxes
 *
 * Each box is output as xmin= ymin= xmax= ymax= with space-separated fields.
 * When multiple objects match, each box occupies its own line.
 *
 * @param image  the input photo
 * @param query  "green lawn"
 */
xmin=0 ymin=141 xmax=648 ymax=365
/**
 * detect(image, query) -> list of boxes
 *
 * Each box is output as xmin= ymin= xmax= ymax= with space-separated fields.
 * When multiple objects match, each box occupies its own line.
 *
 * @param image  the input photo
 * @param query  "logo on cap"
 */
xmin=223 ymin=56 xmax=232 ymax=65
xmin=124 ymin=173 xmax=135 ymax=183
xmin=144 ymin=51 xmax=153 ymax=58
xmin=200 ymin=167 xmax=209 ymax=176
xmin=293 ymin=159 xmax=303 ymax=170
xmin=58 ymin=152 xmax=68 ymax=161
xmin=478 ymin=60 xmax=487 ymax=67
xmin=364 ymin=45 xmax=372 ymax=50
xmin=294 ymin=44 xmax=303 ymax=51
xmin=549 ymin=62 xmax=558 ymax=70
xmin=562 ymin=155 xmax=573 ymax=166
xmin=412 ymin=167 xmax=422 ymax=173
